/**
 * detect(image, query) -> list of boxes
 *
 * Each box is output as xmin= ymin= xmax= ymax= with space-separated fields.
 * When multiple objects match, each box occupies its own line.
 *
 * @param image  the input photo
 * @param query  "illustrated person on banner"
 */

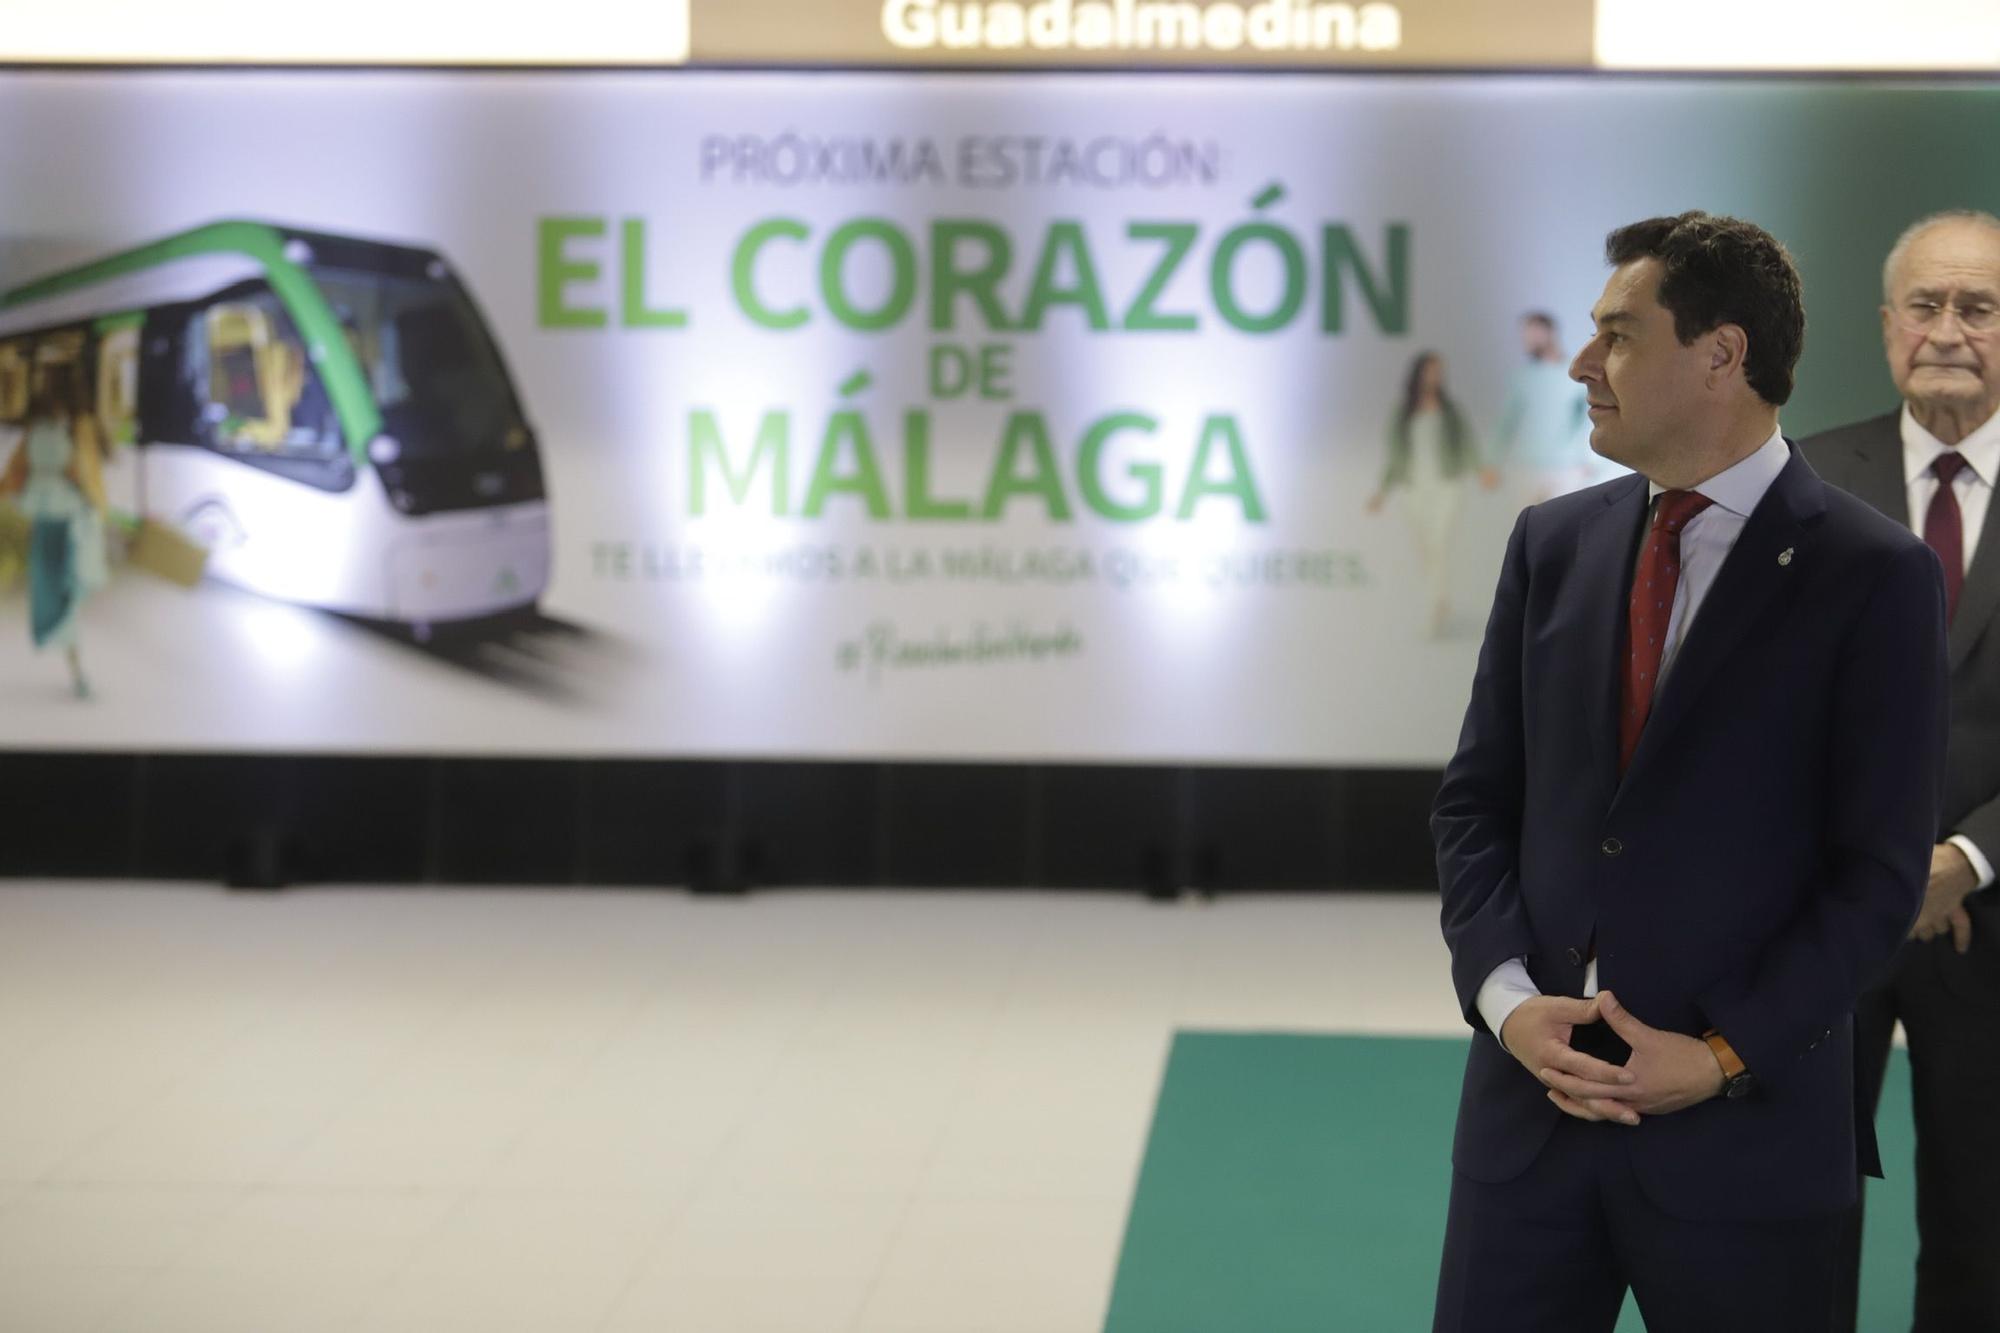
xmin=1489 ymin=311 xmax=1598 ymax=503
xmin=1367 ymin=351 xmax=1484 ymax=638
xmin=1431 ymin=212 xmax=1947 ymax=1333
xmin=2 ymin=368 xmax=109 ymax=698
xmin=1803 ymin=209 xmax=2000 ymax=1333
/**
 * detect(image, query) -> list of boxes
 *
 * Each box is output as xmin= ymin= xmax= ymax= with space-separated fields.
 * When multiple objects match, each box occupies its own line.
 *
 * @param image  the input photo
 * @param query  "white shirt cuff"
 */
xmin=1949 ymin=834 xmax=1997 ymax=891
xmin=1476 ymin=957 xmax=1541 ymax=1051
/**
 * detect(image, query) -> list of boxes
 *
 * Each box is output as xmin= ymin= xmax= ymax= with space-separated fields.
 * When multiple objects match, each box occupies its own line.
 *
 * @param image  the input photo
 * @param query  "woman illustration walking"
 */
xmin=1366 ymin=351 xmax=1481 ymax=637
xmin=3 ymin=372 xmax=108 ymax=696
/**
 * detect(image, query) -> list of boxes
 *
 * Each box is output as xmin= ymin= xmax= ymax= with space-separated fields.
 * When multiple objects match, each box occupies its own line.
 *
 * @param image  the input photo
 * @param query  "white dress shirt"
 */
xmin=1902 ymin=405 xmax=2000 ymax=890
xmin=1476 ymin=429 xmax=1792 ymax=1046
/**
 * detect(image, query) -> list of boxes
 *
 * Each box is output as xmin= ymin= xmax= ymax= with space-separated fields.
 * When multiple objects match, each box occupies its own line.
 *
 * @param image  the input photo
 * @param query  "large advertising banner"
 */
xmin=0 ymin=73 xmax=1992 ymax=761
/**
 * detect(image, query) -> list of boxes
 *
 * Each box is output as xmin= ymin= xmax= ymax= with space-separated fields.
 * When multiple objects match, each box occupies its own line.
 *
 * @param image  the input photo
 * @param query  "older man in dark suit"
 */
xmin=1432 ymin=212 xmax=1949 ymax=1333
xmin=1807 ymin=209 xmax=2000 ymax=1333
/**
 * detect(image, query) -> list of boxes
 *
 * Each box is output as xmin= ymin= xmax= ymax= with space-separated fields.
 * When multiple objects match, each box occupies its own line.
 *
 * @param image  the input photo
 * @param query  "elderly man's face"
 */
xmin=1882 ymin=221 xmax=2000 ymax=429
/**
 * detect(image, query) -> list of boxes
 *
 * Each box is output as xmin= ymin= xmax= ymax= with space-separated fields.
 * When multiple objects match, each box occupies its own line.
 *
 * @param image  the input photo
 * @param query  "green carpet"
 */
xmin=1103 ymin=1032 xmax=1917 ymax=1333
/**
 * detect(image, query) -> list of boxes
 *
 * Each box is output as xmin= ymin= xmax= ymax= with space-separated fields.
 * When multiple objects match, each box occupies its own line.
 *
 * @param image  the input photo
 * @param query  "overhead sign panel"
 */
xmin=688 ymin=0 xmax=1596 ymax=67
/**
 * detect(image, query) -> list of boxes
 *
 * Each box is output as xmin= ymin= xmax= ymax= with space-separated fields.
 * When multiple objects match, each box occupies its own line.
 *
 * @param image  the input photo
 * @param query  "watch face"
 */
xmin=1725 ymin=1075 xmax=1755 ymax=1100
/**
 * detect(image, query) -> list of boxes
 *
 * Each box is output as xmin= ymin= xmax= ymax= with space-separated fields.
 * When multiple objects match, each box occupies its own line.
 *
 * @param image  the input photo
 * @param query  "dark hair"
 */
xmin=1522 ymin=311 xmax=1556 ymax=331
xmin=1603 ymin=212 xmax=1804 ymax=406
xmin=1395 ymin=351 xmax=1469 ymax=455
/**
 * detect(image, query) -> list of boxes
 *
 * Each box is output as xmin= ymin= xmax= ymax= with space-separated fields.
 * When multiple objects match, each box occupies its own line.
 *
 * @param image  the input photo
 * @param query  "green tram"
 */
xmin=0 ymin=221 xmax=550 ymax=624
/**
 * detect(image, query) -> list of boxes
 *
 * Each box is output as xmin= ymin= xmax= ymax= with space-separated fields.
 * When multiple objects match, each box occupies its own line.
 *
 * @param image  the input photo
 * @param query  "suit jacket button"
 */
xmin=1566 ymin=947 xmax=1584 ymax=966
xmin=1601 ymin=837 xmax=1624 ymax=857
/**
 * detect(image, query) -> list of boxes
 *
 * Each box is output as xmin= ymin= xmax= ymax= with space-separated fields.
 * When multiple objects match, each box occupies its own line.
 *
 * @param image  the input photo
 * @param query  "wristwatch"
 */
xmin=1702 ymin=1029 xmax=1755 ymax=1099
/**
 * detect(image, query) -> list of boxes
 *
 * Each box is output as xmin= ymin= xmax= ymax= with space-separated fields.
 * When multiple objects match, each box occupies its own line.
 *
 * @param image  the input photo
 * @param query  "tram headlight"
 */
xmin=368 ymin=434 xmax=402 ymax=465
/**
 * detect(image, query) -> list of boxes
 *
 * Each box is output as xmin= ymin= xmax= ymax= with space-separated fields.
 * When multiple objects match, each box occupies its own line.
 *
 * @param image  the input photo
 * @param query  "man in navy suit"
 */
xmin=1431 ymin=212 xmax=1950 ymax=1333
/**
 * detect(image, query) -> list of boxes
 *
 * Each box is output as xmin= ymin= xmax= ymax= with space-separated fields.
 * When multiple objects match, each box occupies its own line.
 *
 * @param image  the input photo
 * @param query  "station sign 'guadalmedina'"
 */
xmin=688 ymin=0 xmax=1594 ymax=66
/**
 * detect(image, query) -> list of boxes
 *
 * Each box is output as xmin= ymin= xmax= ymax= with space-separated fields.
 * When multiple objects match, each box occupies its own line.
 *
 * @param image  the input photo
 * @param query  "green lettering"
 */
xmin=1176 ymin=415 xmax=1267 ymax=521
xmin=1078 ymin=412 xmax=1163 ymax=522
xmin=1021 ymin=222 xmax=1110 ymax=332
xmin=1121 ymin=223 xmax=1199 ymax=332
xmin=803 ymin=410 xmax=893 ymax=518
xmin=1322 ymin=223 xmax=1410 ymax=335
xmin=732 ymin=218 xmax=810 ymax=330
xmin=537 ymin=217 xmax=607 ymax=329
xmin=981 ymin=413 xmax=1073 ymax=520
xmin=931 ymin=220 xmax=1018 ymax=333
xmin=1211 ymin=222 xmax=1306 ymax=335
xmin=821 ymin=219 xmax=917 ymax=332
xmin=904 ymin=411 xmax=973 ymax=521
xmin=688 ymin=410 xmax=789 ymax=515
xmin=620 ymin=218 xmax=688 ymax=328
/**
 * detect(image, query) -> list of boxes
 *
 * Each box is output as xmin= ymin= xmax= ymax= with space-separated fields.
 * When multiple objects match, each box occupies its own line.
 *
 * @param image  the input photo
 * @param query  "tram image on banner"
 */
xmin=0 ymin=221 xmax=551 ymax=627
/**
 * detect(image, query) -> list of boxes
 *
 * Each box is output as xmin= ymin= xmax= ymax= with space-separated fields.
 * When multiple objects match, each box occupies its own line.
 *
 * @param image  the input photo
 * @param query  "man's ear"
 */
xmin=1709 ymin=324 xmax=1748 ymax=384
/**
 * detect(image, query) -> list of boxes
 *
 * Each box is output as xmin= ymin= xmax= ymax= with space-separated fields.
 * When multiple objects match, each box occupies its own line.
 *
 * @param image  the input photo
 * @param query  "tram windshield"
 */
xmin=310 ymin=268 xmax=527 ymax=459
xmin=188 ymin=286 xmax=340 ymax=460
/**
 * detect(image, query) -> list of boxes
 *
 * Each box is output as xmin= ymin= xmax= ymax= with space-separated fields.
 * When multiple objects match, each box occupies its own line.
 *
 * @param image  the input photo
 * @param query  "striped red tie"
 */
xmin=1621 ymin=490 xmax=1713 ymax=773
xmin=1927 ymin=452 xmax=1967 ymax=624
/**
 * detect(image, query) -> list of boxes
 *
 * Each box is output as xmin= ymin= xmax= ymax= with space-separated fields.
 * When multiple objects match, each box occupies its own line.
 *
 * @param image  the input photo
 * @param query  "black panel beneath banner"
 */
xmin=0 ymin=754 xmax=1442 ymax=892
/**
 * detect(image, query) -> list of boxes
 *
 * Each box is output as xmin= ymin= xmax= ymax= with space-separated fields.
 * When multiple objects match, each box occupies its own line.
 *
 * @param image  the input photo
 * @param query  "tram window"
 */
xmin=32 ymin=335 xmax=87 ymax=415
xmin=208 ymin=304 xmax=271 ymax=427
xmin=196 ymin=291 xmax=337 ymax=459
xmin=311 ymin=266 xmax=521 ymax=459
xmin=96 ymin=326 xmax=140 ymax=445
xmin=0 ymin=342 xmax=26 ymax=422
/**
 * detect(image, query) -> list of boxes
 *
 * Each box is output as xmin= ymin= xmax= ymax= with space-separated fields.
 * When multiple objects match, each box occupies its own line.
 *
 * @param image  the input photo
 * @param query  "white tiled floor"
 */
xmin=0 ymin=882 xmax=1461 ymax=1333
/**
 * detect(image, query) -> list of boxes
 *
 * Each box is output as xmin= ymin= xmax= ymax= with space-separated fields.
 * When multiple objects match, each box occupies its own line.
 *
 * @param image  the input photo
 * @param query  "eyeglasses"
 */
xmin=1893 ymin=298 xmax=2000 ymax=335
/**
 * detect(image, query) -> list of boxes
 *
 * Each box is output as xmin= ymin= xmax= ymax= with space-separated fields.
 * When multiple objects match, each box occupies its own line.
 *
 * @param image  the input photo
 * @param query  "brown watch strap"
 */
xmin=1701 ymin=1029 xmax=1746 ymax=1080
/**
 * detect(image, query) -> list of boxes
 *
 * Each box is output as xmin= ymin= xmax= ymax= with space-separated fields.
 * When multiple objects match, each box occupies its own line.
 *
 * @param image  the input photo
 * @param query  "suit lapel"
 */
xmin=1844 ymin=414 xmax=1908 ymax=521
xmin=1953 ymin=491 xmax=2000 ymax=671
xmin=1610 ymin=446 xmax=1826 ymax=810
xmin=1841 ymin=412 xmax=1996 ymax=669
xmin=1574 ymin=475 xmax=1651 ymax=799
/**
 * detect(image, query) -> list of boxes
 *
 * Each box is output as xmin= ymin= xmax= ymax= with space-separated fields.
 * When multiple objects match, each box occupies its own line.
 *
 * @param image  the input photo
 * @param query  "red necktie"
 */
xmin=1926 ymin=452 xmax=1967 ymax=624
xmin=1621 ymin=489 xmax=1714 ymax=773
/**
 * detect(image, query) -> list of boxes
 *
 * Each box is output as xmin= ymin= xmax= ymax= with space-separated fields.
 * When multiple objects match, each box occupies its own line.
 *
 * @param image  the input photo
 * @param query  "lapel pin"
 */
xmin=1777 ymin=547 xmax=1794 ymax=567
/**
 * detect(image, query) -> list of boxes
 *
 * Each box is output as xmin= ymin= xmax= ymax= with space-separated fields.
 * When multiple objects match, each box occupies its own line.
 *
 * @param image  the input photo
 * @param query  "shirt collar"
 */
xmin=1902 ymin=404 xmax=2000 ymax=488
xmin=1647 ymin=427 xmax=1790 ymax=518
